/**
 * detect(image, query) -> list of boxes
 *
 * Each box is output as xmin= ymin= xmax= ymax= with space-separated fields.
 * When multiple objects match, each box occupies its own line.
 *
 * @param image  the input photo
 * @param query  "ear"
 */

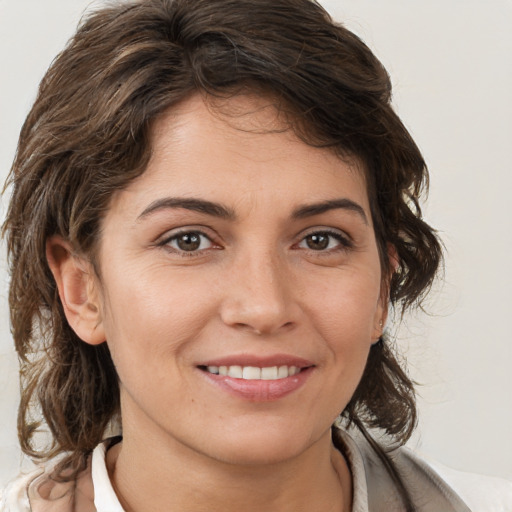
xmin=371 ymin=243 xmax=399 ymax=343
xmin=46 ymin=236 xmax=106 ymax=345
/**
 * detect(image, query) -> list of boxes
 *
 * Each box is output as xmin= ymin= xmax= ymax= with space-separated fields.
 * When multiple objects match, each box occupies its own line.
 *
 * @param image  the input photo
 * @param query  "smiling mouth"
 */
xmin=198 ymin=365 xmax=305 ymax=380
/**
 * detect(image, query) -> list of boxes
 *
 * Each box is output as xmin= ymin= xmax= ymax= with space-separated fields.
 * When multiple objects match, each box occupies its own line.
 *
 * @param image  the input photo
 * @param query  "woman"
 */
xmin=1 ymin=0 xmax=510 ymax=511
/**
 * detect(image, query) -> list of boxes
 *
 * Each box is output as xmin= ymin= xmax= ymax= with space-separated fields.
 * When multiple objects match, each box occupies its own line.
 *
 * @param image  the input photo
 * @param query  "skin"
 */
xmin=47 ymin=93 xmax=388 ymax=512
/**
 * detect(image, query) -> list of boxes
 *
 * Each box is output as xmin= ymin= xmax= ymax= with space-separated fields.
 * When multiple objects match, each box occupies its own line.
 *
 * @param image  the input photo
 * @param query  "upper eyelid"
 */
xmin=156 ymin=226 xmax=217 ymax=244
xmin=296 ymin=226 xmax=353 ymax=242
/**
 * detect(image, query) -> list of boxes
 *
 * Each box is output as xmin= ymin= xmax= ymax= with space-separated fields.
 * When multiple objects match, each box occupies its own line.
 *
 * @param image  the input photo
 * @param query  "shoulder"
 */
xmin=0 ymin=455 xmax=95 ymax=512
xmin=423 ymin=456 xmax=512 ymax=512
xmin=1 ymin=440 xmax=123 ymax=512
xmin=0 ymin=468 xmax=41 ymax=512
xmin=335 ymin=427 xmax=512 ymax=512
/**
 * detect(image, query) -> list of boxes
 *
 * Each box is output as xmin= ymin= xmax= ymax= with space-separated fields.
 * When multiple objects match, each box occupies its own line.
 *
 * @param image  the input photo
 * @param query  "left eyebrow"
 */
xmin=292 ymin=198 xmax=369 ymax=225
xmin=137 ymin=197 xmax=236 ymax=221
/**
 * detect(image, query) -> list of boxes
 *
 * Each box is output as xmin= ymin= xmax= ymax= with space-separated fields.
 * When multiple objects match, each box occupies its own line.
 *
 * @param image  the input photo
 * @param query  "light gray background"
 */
xmin=1 ymin=0 xmax=511 ymax=486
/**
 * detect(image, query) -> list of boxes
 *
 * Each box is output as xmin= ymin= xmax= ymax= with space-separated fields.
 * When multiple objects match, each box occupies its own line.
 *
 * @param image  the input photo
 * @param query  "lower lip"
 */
xmin=199 ymin=367 xmax=314 ymax=402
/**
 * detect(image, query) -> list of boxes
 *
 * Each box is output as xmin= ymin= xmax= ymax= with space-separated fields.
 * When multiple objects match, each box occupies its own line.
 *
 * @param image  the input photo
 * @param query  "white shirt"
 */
xmin=1 ymin=431 xmax=511 ymax=511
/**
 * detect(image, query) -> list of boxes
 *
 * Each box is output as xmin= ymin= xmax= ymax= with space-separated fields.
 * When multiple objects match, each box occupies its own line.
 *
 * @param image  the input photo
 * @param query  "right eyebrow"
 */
xmin=137 ymin=197 xmax=236 ymax=221
xmin=292 ymin=198 xmax=368 ymax=225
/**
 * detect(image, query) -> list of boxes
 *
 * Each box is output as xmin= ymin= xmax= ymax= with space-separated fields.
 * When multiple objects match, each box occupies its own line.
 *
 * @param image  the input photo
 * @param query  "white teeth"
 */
xmin=204 ymin=365 xmax=302 ymax=380
xmin=277 ymin=365 xmax=289 ymax=378
xmin=228 ymin=365 xmax=243 ymax=378
xmin=261 ymin=366 xmax=278 ymax=380
xmin=242 ymin=366 xmax=261 ymax=379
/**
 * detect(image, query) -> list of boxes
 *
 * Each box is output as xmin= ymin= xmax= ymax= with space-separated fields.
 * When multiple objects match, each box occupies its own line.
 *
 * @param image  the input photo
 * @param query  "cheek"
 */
xmin=99 ymin=266 xmax=219 ymax=368
xmin=298 ymin=266 xmax=381 ymax=394
xmin=302 ymin=268 xmax=382 ymax=337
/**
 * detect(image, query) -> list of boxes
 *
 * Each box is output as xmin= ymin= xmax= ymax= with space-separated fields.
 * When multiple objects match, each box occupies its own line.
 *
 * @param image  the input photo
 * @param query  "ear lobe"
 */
xmin=372 ymin=303 xmax=387 ymax=344
xmin=46 ymin=236 xmax=105 ymax=345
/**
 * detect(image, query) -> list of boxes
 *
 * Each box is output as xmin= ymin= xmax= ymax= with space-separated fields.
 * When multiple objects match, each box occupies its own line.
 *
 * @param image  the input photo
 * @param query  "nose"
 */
xmin=219 ymin=249 xmax=299 ymax=336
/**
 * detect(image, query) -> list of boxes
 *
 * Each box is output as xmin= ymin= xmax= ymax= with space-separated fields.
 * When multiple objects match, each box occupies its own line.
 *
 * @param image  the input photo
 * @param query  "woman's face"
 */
xmin=93 ymin=94 xmax=386 ymax=465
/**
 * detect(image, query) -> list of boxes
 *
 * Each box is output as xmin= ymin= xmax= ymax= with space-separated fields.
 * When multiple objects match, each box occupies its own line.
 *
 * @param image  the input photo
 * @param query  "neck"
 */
xmin=107 ymin=420 xmax=352 ymax=512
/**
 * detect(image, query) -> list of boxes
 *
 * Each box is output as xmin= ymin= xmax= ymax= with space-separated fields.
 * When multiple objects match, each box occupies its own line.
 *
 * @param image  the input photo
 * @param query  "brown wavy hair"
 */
xmin=3 ymin=0 xmax=441 ymax=507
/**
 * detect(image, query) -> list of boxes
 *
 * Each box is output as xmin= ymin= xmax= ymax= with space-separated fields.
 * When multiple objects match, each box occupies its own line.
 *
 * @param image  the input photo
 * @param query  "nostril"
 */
xmin=219 ymin=292 xmax=299 ymax=336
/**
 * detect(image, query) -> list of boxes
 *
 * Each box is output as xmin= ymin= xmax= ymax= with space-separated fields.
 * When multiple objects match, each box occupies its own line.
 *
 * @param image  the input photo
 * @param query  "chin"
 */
xmin=201 ymin=424 xmax=327 ymax=467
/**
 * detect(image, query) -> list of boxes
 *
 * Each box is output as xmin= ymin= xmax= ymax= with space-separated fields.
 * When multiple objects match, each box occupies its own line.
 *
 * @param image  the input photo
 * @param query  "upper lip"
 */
xmin=197 ymin=354 xmax=315 ymax=368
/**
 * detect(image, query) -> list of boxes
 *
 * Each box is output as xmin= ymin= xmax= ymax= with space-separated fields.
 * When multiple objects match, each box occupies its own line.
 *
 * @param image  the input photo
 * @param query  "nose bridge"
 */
xmin=220 ymin=241 xmax=295 ymax=334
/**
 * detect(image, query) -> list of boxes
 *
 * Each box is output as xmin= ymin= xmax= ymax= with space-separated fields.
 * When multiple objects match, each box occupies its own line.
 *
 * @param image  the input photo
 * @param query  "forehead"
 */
xmin=109 ymin=92 xmax=370 ymax=219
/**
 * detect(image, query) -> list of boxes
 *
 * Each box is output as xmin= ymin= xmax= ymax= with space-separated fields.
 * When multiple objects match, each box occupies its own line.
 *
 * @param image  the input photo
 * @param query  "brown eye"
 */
xmin=176 ymin=233 xmax=201 ymax=251
xmin=165 ymin=231 xmax=213 ymax=252
xmin=298 ymin=231 xmax=350 ymax=252
xmin=305 ymin=233 xmax=330 ymax=250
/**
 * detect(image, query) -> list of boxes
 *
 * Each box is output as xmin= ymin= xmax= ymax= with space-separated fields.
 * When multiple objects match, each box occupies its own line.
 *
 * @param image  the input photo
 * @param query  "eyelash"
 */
xmin=158 ymin=230 xmax=218 ymax=257
xmin=296 ymin=229 xmax=353 ymax=254
xmin=157 ymin=228 xmax=353 ymax=257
